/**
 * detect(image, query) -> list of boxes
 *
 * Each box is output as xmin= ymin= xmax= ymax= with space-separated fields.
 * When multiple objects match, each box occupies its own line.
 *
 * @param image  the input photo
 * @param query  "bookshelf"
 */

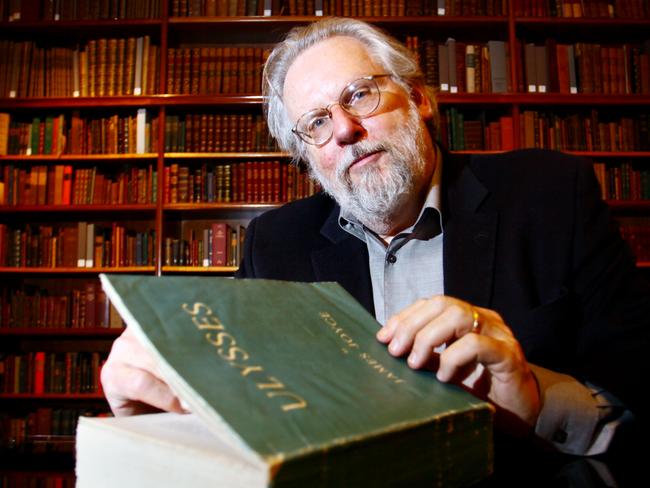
xmin=1 ymin=0 xmax=649 ymax=484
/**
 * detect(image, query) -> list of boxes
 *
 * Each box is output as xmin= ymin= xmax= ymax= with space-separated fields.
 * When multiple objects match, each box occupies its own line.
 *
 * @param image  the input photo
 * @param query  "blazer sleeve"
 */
xmin=569 ymin=157 xmax=650 ymax=423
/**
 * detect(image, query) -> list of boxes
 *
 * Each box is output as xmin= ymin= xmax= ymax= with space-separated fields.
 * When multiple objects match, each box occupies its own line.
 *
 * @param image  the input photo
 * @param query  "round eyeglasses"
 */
xmin=291 ymin=74 xmax=392 ymax=146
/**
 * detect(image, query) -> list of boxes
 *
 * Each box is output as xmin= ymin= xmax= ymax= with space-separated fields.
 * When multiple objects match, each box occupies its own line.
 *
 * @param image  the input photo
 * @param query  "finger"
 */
xmin=101 ymin=363 xmax=185 ymax=416
xmin=406 ymin=302 xmax=490 ymax=368
xmin=116 ymin=327 xmax=160 ymax=372
xmin=436 ymin=333 xmax=510 ymax=382
xmin=472 ymin=307 xmax=514 ymax=341
xmin=382 ymin=297 xmax=450 ymax=355
xmin=377 ymin=297 xmax=437 ymax=343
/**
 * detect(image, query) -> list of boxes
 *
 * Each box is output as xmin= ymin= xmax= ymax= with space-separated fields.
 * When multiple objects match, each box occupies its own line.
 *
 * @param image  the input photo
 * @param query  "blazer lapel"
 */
xmin=311 ymin=206 xmax=375 ymax=315
xmin=442 ymin=152 xmax=498 ymax=308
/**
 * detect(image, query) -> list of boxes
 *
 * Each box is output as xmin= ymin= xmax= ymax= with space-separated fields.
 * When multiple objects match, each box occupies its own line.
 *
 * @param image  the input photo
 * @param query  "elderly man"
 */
xmin=102 ymin=19 xmax=649 ymax=459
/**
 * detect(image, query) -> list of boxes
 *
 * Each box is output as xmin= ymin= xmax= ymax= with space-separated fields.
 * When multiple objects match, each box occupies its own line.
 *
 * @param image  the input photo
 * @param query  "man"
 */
xmin=102 ymin=19 xmax=649 ymax=458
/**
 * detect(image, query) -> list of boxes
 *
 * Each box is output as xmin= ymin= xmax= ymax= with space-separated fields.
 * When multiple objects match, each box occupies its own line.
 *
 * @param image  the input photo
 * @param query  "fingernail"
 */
xmin=376 ymin=327 xmax=388 ymax=341
xmin=408 ymin=352 xmax=419 ymax=367
xmin=388 ymin=338 xmax=402 ymax=354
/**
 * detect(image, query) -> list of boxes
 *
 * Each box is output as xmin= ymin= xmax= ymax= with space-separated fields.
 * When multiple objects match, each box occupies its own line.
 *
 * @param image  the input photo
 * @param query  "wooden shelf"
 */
xmin=162 ymin=266 xmax=238 ymax=273
xmin=3 ymin=93 xmax=649 ymax=109
xmin=567 ymin=152 xmax=650 ymax=158
xmin=514 ymin=94 xmax=648 ymax=105
xmin=164 ymin=152 xmax=290 ymax=159
xmin=0 ymin=204 xmax=156 ymax=213
xmin=0 ymin=328 xmax=123 ymax=336
xmin=0 ymin=393 xmax=105 ymax=400
xmin=0 ymin=96 xmax=168 ymax=109
xmin=0 ymin=19 xmax=162 ymax=30
xmin=0 ymin=153 xmax=157 ymax=161
xmin=607 ymin=201 xmax=650 ymax=211
xmin=0 ymin=266 xmax=156 ymax=274
xmin=163 ymin=202 xmax=281 ymax=211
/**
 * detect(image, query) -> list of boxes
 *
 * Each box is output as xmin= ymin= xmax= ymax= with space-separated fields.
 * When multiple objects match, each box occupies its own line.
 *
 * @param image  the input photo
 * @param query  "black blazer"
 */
xmin=236 ymin=148 xmax=650 ymax=419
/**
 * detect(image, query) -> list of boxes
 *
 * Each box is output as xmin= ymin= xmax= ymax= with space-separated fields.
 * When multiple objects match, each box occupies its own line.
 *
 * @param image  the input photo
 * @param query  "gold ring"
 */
xmin=471 ymin=309 xmax=481 ymax=334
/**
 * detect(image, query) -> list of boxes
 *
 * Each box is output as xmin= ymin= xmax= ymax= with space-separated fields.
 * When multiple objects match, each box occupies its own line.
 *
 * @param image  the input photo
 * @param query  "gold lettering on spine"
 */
xmin=256 ymin=376 xmax=285 ymax=390
xmin=266 ymin=392 xmax=308 ymax=412
xmin=320 ymin=311 xmax=405 ymax=385
xmin=182 ymin=301 xmax=307 ymax=412
xmin=230 ymin=362 xmax=264 ymax=377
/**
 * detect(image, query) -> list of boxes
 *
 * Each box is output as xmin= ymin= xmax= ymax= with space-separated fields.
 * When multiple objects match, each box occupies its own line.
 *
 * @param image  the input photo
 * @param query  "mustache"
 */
xmin=336 ymin=141 xmax=388 ymax=181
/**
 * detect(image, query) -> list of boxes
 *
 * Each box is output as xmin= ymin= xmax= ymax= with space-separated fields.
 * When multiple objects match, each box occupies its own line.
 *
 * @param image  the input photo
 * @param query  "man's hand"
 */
xmin=101 ymin=327 xmax=186 ymax=416
xmin=377 ymin=296 xmax=541 ymax=435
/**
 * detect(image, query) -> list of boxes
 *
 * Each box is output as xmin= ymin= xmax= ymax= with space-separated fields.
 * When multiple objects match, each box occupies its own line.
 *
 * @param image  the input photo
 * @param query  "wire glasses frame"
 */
xmin=291 ymin=74 xmax=393 ymax=146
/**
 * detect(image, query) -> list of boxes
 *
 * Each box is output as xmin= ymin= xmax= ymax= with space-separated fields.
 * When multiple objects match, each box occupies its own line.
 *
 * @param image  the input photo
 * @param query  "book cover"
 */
xmin=487 ymin=41 xmax=508 ymax=93
xmin=77 ymin=275 xmax=494 ymax=487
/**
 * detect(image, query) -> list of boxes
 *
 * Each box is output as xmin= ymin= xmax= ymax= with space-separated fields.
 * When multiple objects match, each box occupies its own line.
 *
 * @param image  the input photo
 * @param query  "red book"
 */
xmin=34 ymin=351 xmax=46 ymax=394
xmin=500 ymin=116 xmax=514 ymax=151
xmin=211 ymin=222 xmax=227 ymax=266
xmin=61 ymin=165 xmax=73 ymax=205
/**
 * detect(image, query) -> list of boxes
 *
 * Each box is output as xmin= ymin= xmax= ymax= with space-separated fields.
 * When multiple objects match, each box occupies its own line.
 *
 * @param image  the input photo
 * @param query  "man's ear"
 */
xmin=410 ymin=84 xmax=434 ymax=121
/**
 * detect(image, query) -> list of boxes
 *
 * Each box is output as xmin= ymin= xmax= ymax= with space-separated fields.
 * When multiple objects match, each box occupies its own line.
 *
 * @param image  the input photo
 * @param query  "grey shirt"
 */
xmin=338 ymin=157 xmax=444 ymax=325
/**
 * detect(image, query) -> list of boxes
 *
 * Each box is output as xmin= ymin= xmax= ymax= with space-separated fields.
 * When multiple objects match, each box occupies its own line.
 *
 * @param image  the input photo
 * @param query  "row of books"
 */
xmin=170 ymin=0 xmax=506 ymax=17
xmin=0 ymin=164 xmax=157 ymax=206
xmin=1 ymin=0 xmax=159 ymax=21
xmin=0 ymin=37 xmax=159 ymax=98
xmin=619 ymin=220 xmax=650 ymax=261
xmin=0 ymin=223 xmax=157 ymax=268
xmin=406 ymin=38 xmax=510 ymax=93
xmin=519 ymin=110 xmax=650 ymax=152
xmin=593 ymin=161 xmax=650 ymax=201
xmin=42 ymin=0 xmax=160 ymax=20
xmin=516 ymin=0 xmax=648 ymax=18
xmin=440 ymin=109 xmax=515 ymax=150
xmin=3 ymin=39 xmax=649 ymax=99
xmin=0 ymin=110 xmax=156 ymax=156
xmin=166 ymin=46 xmax=269 ymax=95
xmin=164 ymin=161 xmax=319 ymax=204
xmin=0 ymin=351 xmax=104 ymax=394
xmin=165 ymin=113 xmax=278 ymax=153
xmin=164 ymin=221 xmax=246 ymax=267
xmin=1 ymin=408 xmax=107 ymax=454
xmin=522 ymin=41 xmax=650 ymax=95
xmin=0 ymin=281 xmax=124 ymax=329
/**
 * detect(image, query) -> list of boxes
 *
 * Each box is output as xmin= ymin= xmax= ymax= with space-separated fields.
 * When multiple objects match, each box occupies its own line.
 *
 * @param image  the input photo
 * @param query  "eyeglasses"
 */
xmin=291 ymin=74 xmax=392 ymax=146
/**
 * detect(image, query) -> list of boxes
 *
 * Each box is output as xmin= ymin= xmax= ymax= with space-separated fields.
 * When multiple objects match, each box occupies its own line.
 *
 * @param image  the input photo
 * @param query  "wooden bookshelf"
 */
xmin=0 ymin=328 xmax=123 ymax=336
xmin=0 ymin=0 xmax=648 ymax=483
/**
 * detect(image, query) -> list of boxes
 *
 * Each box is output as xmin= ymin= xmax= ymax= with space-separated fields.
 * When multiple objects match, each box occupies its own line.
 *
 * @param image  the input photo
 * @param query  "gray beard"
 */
xmin=308 ymin=103 xmax=428 ymax=235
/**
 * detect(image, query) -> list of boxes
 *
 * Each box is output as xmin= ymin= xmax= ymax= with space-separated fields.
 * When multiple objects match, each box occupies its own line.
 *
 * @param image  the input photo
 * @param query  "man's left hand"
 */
xmin=377 ymin=296 xmax=541 ymax=435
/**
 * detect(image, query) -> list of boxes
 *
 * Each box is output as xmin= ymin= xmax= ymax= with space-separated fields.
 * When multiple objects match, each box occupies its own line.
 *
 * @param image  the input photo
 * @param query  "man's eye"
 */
xmin=307 ymin=117 xmax=328 ymax=132
xmin=347 ymin=87 xmax=371 ymax=105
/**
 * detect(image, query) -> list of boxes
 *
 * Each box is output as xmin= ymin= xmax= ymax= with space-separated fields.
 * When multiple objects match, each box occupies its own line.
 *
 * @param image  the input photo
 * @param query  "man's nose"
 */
xmin=330 ymin=105 xmax=365 ymax=146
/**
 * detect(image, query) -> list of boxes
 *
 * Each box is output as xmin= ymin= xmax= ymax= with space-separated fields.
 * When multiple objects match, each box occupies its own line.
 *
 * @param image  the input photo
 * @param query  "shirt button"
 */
xmin=386 ymin=253 xmax=397 ymax=264
xmin=552 ymin=430 xmax=567 ymax=444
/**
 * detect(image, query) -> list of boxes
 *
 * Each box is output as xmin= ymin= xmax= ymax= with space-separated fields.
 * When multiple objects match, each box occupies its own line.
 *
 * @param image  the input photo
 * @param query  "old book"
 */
xmin=487 ymin=40 xmax=508 ymax=93
xmin=77 ymin=275 xmax=494 ymax=487
xmin=438 ymin=43 xmax=450 ymax=92
xmin=446 ymin=38 xmax=458 ymax=93
xmin=524 ymin=43 xmax=537 ymax=93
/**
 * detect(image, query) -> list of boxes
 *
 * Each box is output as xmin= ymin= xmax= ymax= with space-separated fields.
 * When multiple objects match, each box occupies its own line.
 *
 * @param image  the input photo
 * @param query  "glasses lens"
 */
xmin=297 ymin=108 xmax=332 ymax=145
xmin=340 ymin=78 xmax=380 ymax=116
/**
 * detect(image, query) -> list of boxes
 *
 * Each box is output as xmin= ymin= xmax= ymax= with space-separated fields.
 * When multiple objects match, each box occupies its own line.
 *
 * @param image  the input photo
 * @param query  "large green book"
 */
xmin=76 ymin=275 xmax=493 ymax=487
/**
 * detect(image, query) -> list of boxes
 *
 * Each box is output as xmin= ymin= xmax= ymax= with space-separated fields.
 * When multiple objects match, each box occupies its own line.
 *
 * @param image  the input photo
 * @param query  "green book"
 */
xmin=76 ymin=275 xmax=493 ymax=487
